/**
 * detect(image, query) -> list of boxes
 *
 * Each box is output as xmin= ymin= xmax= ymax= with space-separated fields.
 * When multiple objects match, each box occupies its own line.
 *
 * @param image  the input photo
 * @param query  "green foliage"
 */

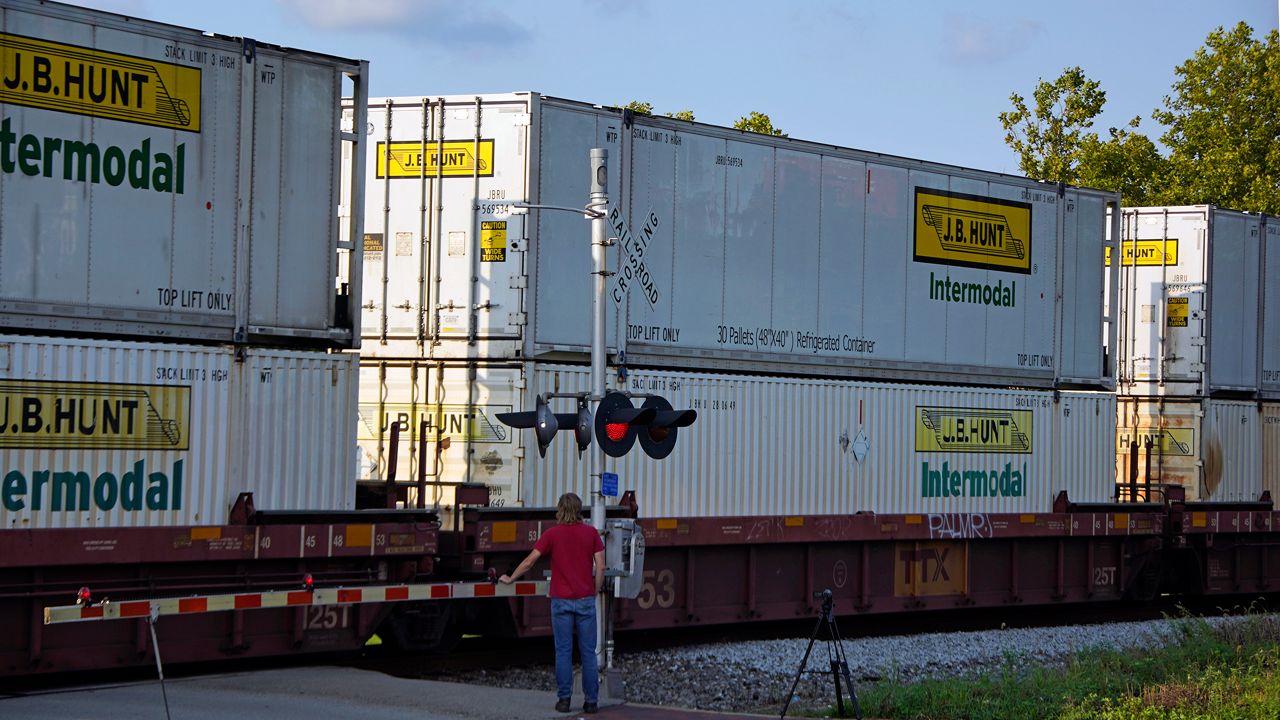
xmin=1001 ymin=23 xmax=1280 ymax=213
xmin=1153 ymin=22 xmax=1280 ymax=215
xmin=998 ymin=66 xmax=1105 ymax=184
xmin=852 ymin=610 xmax=1280 ymax=720
xmin=622 ymin=101 xmax=653 ymax=115
xmin=733 ymin=111 xmax=785 ymax=137
xmin=665 ymin=110 xmax=695 ymax=121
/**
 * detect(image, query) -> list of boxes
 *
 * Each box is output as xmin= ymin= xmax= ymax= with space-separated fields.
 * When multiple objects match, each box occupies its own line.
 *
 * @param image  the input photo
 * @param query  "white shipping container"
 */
xmin=1116 ymin=398 xmax=1262 ymax=502
xmin=1114 ymin=206 xmax=1270 ymax=396
xmin=0 ymin=334 xmax=357 ymax=529
xmin=0 ymin=0 xmax=367 ymax=347
xmin=357 ymin=360 xmax=1115 ymax=520
xmin=354 ymin=93 xmax=1118 ymax=389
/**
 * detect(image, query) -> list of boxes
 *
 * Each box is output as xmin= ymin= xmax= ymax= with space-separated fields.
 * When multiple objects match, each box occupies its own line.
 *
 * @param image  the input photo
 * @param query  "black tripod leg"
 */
xmin=829 ymin=621 xmax=861 ymax=719
xmin=780 ymin=615 xmax=824 ymax=719
xmin=831 ymin=658 xmax=845 ymax=717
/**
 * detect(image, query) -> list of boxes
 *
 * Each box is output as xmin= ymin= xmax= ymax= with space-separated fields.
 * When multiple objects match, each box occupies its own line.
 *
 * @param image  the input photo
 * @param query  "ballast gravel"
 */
xmin=453 ymin=616 xmax=1248 ymax=714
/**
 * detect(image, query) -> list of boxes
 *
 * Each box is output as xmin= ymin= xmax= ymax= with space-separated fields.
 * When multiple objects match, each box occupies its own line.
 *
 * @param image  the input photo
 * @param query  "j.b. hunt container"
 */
xmin=353 ymin=93 xmax=1118 ymax=389
xmin=0 ymin=0 xmax=368 ymax=347
xmin=0 ymin=334 xmax=357 ymax=529
xmin=1113 ymin=206 xmax=1272 ymax=396
xmin=1116 ymin=398 xmax=1262 ymax=503
xmin=358 ymin=360 xmax=1116 ymax=520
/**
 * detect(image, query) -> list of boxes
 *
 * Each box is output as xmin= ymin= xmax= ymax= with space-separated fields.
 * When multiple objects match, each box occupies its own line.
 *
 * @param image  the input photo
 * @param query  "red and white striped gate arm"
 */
xmin=44 ymin=580 xmax=548 ymax=625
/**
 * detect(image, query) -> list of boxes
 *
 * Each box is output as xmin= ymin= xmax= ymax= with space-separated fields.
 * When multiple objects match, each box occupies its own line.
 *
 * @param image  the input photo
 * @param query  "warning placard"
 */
xmin=1167 ymin=297 xmax=1188 ymax=327
xmin=481 ymin=221 xmax=507 ymax=262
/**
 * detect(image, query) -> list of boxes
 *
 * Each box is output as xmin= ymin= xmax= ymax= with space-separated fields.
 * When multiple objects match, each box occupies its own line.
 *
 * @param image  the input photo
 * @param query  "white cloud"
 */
xmin=275 ymin=0 xmax=530 ymax=50
xmin=940 ymin=15 xmax=1043 ymax=65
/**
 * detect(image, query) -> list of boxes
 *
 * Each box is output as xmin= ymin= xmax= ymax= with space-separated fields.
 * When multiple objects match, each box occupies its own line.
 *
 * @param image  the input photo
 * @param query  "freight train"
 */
xmin=3 ymin=0 xmax=1279 ymax=678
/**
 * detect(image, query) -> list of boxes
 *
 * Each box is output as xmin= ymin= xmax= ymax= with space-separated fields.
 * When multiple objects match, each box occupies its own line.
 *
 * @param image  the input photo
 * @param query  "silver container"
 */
xmin=1263 ymin=223 xmax=1280 ymax=398
xmin=0 ymin=0 xmax=367 ymax=347
xmin=1 ymin=334 xmax=357 ymax=528
xmin=353 ymin=93 xmax=1118 ymax=390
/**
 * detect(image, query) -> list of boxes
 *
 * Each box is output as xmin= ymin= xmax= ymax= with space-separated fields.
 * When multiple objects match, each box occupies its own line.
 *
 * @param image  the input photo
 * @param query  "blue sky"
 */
xmin=68 ymin=0 xmax=1277 ymax=175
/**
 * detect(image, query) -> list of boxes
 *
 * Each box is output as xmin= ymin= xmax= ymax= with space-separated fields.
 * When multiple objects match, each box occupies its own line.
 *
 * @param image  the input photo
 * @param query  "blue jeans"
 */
xmin=550 ymin=596 xmax=598 ymax=703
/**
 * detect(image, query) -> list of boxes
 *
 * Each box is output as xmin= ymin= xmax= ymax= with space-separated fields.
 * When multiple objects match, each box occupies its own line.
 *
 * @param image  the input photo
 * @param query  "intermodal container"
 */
xmin=357 ymin=361 xmax=1115 ymax=521
xmin=1116 ymin=397 xmax=1262 ymax=502
xmin=1263 ymin=222 xmax=1280 ymax=398
xmin=1114 ymin=206 xmax=1271 ymax=396
xmin=1265 ymin=403 xmax=1280 ymax=502
xmin=1 ymin=334 xmax=357 ymax=529
xmin=0 ymin=0 xmax=368 ymax=347
xmin=353 ymin=93 xmax=1118 ymax=389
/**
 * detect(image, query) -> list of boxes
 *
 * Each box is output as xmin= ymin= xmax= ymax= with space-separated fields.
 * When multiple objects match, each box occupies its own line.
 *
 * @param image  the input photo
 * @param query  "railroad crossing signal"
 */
xmin=499 ymin=391 xmax=696 ymax=459
xmin=636 ymin=396 xmax=697 ymax=459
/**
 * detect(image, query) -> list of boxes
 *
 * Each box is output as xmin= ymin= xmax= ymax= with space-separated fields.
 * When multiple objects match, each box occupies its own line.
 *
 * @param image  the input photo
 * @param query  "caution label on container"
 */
xmin=1167 ymin=297 xmax=1189 ymax=327
xmin=1105 ymin=239 xmax=1179 ymax=266
xmin=915 ymin=407 xmax=1033 ymax=453
xmin=375 ymin=140 xmax=494 ymax=178
xmin=480 ymin=221 xmax=507 ymax=262
xmin=0 ymin=380 xmax=190 ymax=450
xmin=914 ymin=188 xmax=1032 ymax=274
xmin=0 ymin=33 xmax=201 ymax=132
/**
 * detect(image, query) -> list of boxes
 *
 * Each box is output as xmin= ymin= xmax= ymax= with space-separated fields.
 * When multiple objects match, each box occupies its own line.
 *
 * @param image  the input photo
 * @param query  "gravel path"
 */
xmin=448 ymin=616 xmax=1247 ymax=714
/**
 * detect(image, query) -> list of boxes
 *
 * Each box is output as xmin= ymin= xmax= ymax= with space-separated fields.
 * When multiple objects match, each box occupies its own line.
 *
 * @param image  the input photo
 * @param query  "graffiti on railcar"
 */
xmin=927 ymin=513 xmax=993 ymax=539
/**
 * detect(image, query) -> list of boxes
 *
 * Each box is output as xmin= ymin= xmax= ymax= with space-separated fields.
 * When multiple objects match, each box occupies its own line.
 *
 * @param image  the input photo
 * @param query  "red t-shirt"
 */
xmin=534 ymin=523 xmax=604 ymax=600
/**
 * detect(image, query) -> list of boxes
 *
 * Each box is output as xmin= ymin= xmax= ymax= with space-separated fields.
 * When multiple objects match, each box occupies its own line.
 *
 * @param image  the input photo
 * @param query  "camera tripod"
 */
xmin=780 ymin=589 xmax=860 ymax=719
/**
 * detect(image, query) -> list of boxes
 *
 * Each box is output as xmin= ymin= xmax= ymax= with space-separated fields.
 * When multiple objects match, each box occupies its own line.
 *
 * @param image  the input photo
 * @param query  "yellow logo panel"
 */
xmin=895 ymin=542 xmax=967 ymax=597
xmin=1117 ymin=428 xmax=1194 ymax=456
xmin=1106 ymin=239 xmax=1179 ymax=266
xmin=914 ymin=188 xmax=1032 ymax=274
xmin=915 ymin=406 xmax=1033 ymax=454
xmin=0 ymin=381 xmax=190 ymax=450
xmin=375 ymin=140 xmax=494 ymax=178
xmin=358 ymin=403 xmax=511 ymax=443
xmin=0 ymin=33 xmax=200 ymax=132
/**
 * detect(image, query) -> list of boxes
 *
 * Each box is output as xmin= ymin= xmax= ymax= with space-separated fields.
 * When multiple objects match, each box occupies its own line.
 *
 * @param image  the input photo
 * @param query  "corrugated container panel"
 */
xmin=236 ymin=349 xmax=358 ymax=512
xmin=523 ymin=365 xmax=1114 ymax=517
xmin=1116 ymin=398 xmax=1261 ymax=502
xmin=354 ymin=93 xmax=1118 ymax=391
xmin=0 ymin=0 xmax=365 ymax=347
xmin=0 ymin=335 xmax=355 ymax=529
xmin=1264 ymin=404 xmax=1280 ymax=501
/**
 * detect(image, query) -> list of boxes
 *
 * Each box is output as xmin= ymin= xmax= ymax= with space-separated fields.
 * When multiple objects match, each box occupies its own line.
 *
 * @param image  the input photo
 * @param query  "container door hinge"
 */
xmin=512 ymin=446 xmax=526 ymax=459
xmin=1189 ymin=363 xmax=1206 ymax=372
xmin=509 ymin=275 xmax=527 ymax=289
xmin=507 ymin=311 xmax=527 ymax=326
xmin=511 ymin=113 xmax=531 ymax=127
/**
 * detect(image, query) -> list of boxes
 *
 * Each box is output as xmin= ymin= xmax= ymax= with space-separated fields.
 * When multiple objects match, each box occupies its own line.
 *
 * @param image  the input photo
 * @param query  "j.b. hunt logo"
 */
xmin=914 ymin=188 xmax=1032 ymax=274
xmin=915 ymin=407 xmax=1033 ymax=454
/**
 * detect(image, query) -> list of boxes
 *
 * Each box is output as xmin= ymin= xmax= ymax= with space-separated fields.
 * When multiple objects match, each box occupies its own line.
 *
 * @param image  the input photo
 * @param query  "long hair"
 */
xmin=555 ymin=492 xmax=583 ymax=525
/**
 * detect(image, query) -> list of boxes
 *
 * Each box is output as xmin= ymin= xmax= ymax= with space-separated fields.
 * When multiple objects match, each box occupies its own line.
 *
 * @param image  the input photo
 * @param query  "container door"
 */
xmin=1116 ymin=399 xmax=1201 ymax=501
xmin=1263 ymin=221 xmax=1280 ymax=397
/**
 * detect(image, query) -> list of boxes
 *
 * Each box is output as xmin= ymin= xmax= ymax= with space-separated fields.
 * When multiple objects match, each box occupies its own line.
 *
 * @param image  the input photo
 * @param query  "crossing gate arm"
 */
xmin=44 ymin=581 xmax=549 ymax=625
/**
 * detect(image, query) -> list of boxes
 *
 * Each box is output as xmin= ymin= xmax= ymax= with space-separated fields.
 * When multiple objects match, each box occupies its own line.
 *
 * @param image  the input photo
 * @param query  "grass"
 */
xmin=829 ymin=607 xmax=1280 ymax=720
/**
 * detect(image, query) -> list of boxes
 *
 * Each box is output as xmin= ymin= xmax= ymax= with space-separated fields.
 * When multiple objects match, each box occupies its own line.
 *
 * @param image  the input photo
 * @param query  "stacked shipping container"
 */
xmin=0 ymin=0 xmax=368 ymax=528
xmin=354 ymin=93 xmax=1121 ymax=521
xmin=1113 ymin=207 xmax=1276 ymax=502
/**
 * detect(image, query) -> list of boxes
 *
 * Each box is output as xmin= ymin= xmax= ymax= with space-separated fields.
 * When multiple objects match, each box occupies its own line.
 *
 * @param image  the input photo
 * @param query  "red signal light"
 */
xmin=303 ymin=573 xmax=315 ymax=592
xmin=606 ymin=422 xmax=628 ymax=442
xmin=76 ymin=586 xmax=91 ymax=605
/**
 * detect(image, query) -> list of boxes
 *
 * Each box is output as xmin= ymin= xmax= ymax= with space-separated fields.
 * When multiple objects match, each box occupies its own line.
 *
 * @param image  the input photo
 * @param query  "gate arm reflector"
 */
xmin=44 ymin=580 xmax=549 ymax=625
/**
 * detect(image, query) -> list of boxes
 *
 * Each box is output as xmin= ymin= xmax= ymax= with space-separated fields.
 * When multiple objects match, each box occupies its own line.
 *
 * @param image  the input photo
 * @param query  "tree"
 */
xmin=622 ymin=100 xmax=653 ymax=115
xmin=998 ymin=66 xmax=1106 ymax=184
xmin=1075 ymin=120 xmax=1167 ymax=206
xmin=666 ymin=110 xmax=695 ymax=121
xmin=733 ymin=111 xmax=785 ymax=136
xmin=1154 ymin=22 xmax=1280 ymax=214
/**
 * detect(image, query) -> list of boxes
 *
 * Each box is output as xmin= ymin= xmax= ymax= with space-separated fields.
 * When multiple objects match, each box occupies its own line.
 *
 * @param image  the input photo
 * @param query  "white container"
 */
xmin=0 ymin=0 xmax=368 ymax=347
xmin=353 ymin=93 xmax=1118 ymax=389
xmin=0 ymin=334 xmax=357 ymax=528
xmin=1114 ymin=206 xmax=1269 ymax=395
xmin=1116 ymin=398 xmax=1261 ymax=502
xmin=357 ymin=360 xmax=1116 ymax=519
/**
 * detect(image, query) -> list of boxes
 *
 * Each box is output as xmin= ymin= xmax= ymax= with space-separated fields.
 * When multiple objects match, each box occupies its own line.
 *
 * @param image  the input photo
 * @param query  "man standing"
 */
xmin=500 ymin=492 xmax=605 ymax=714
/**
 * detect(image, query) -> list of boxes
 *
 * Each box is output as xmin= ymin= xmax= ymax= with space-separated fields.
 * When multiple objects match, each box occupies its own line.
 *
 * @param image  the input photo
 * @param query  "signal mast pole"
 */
xmin=587 ymin=148 xmax=611 ymax=678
